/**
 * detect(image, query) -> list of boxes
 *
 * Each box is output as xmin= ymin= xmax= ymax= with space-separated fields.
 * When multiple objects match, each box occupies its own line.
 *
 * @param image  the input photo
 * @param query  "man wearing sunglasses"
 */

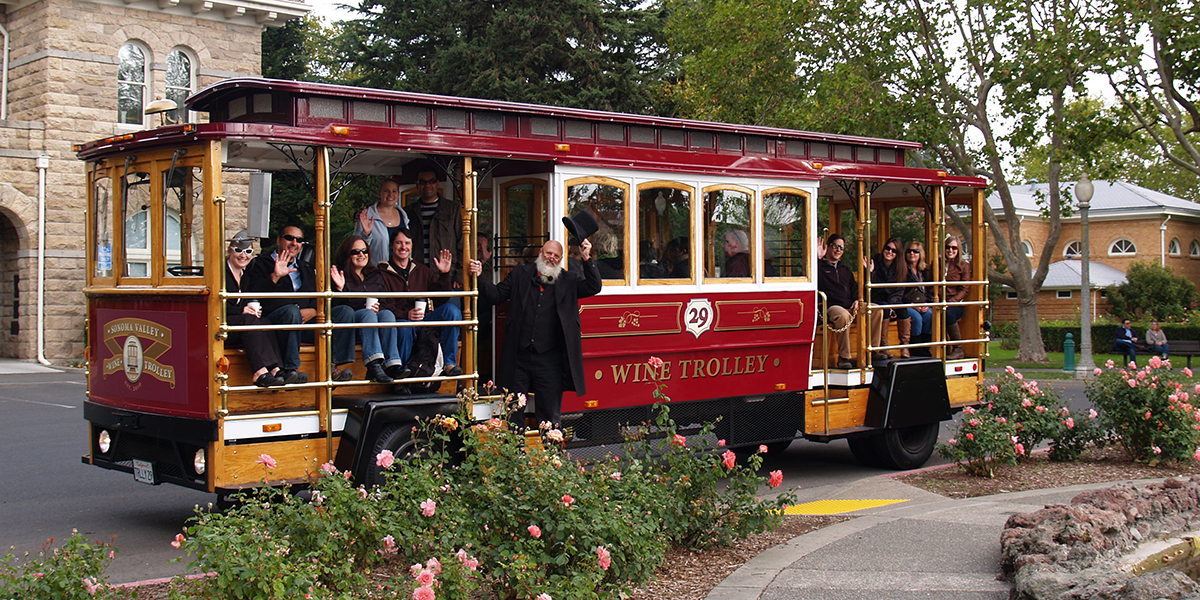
xmin=246 ymin=224 xmax=355 ymax=383
xmin=404 ymin=168 xmax=464 ymax=305
xmin=817 ymin=234 xmax=860 ymax=369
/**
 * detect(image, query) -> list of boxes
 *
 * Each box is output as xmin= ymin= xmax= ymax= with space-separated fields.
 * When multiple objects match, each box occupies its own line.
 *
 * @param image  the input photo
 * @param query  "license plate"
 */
xmin=133 ymin=459 xmax=156 ymax=485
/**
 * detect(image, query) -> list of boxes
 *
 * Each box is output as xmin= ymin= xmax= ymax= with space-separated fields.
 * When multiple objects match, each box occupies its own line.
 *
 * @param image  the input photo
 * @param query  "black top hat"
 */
xmin=563 ymin=211 xmax=600 ymax=244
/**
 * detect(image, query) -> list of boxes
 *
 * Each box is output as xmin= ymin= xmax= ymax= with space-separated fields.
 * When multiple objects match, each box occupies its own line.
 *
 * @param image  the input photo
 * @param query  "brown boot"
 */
xmin=898 ymin=318 xmax=912 ymax=358
xmin=947 ymin=322 xmax=965 ymax=359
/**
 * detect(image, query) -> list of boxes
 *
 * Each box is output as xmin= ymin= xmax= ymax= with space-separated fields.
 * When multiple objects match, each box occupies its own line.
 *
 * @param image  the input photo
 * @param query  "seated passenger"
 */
xmin=870 ymin=238 xmax=904 ymax=361
xmin=245 ymin=224 xmax=355 ymax=383
xmin=592 ymin=230 xmax=623 ymax=279
xmin=378 ymin=228 xmax=463 ymax=377
xmin=639 ymin=239 xmax=667 ymax=279
xmin=943 ymin=236 xmax=969 ymax=359
xmin=664 ymin=236 xmax=690 ymax=279
xmin=817 ymin=233 xmax=875 ymax=369
xmin=902 ymin=240 xmax=933 ymax=358
xmin=224 ymin=230 xmax=284 ymax=387
xmin=330 ymin=235 xmax=410 ymax=383
xmin=723 ymin=229 xmax=751 ymax=277
xmin=1113 ymin=319 xmax=1139 ymax=363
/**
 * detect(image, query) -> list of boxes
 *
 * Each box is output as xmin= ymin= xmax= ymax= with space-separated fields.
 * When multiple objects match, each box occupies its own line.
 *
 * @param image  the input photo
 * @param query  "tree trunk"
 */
xmin=1015 ymin=287 xmax=1047 ymax=363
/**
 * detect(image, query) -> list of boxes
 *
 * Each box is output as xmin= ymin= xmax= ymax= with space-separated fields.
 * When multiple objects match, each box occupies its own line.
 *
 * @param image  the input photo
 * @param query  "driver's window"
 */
xmin=163 ymin=164 xmax=203 ymax=277
xmin=123 ymin=170 xmax=152 ymax=278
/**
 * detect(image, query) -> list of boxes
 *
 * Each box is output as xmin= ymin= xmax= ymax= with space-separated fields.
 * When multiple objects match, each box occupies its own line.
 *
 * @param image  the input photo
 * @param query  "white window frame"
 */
xmin=1063 ymin=240 xmax=1081 ymax=257
xmin=117 ymin=41 xmax=150 ymax=128
xmin=1020 ymin=240 xmax=1033 ymax=258
xmin=1191 ymin=240 xmax=1200 ymax=258
xmin=1006 ymin=291 xmax=1018 ymax=300
xmin=165 ymin=47 xmax=198 ymax=125
xmin=1056 ymin=290 xmax=1072 ymax=299
xmin=1169 ymin=237 xmax=1182 ymax=256
xmin=1108 ymin=238 xmax=1137 ymax=257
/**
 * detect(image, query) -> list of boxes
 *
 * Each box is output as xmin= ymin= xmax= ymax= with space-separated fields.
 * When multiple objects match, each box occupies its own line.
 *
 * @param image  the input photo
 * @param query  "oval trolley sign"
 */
xmin=102 ymin=317 xmax=177 ymax=388
xmin=685 ymin=298 xmax=713 ymax=339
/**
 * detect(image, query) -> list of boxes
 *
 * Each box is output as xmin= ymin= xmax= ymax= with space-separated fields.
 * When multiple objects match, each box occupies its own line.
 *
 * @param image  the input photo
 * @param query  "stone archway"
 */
xmin=0 ymin=183 xmax=36 ymax=359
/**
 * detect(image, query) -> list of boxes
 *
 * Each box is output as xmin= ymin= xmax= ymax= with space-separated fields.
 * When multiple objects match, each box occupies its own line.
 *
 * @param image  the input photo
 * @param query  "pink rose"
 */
xmin=969 ymin=418 xmax=980 ymax=427
xmin=413 ymin=585 xmax=435 ymax=600
xmin=1151 ymin=356 xmax=1163 ymax=369
xmin=546 ymin=429 xmax=564 ymax=443
xmin=528 ymin=525 xmax=541 ymax=538
xmin=947 ymin=438 xmax=957 ymax=446
xmin=1130 ymin=361 xmax=1137 ymax=369
xmin=1015 ymin=443 xmax=1025 ymax=456
xmin=171 ymin=533 xmax=185 ymax=549
xmin=988 ymin=384 xmax=999 ymax=394
xmin=426 ymin=557 xmax=442 ymax=575
xmin=1186 ymin=368 xmax=1194 ymax=378
xmin=1015 ymin=373 xmax=1024 ymax=380
xmin=1153 ymin=446 xmax=1163 ymax=455
xmin=538 ymin=594 xmax=553 ymax=600
xmin=966 ymin=433 xmax=974 ymax=440
xmin=1094 ymin=368 xmax=1102 ymax=376
xmin=561 ymin=494 xmax=575 ymax=507
xmin=517 ymin=393 xmax=527 ymax=408
xmin=1106 ymin=359 xmax=1115 ymax=368
xmin=717 ymin=439 xmax=726 ymax=447
xmin=1006 ymin=365 xmax=1015 ymax=375
xmin=1129 ymin=379 xmax=1138 ymax=388
xmin=1194 ymin=447 xmax=1200 ymax=462
xmin=410 ymin=564 xmax=423 ymax=578
xmin=596 ymin=546 xmax=611 ymax=571
xmin=610 ymin=471 xmax=622 ymax=481
xmin=82 ymin=577 xmax=102 ymax=595
xmin=1021 ymin=398 xmax=1032 ymax=408
xmin=420 ymin=499 xmax=436 ymax=517
xmin=1035 ymin=405 xmax=1046 ymax=413
xmin=648 ymin=356 xmax=664 ymax=369
xmin=722 ymin=450 xmax=737 ymax=469
xmin=671 ymin=434 xmax=686 ymax=447
xmin=768 ymin=470 xmax=783 ymax=488
xmin=376 ymin=449 xmax=396 ymax=469
xmin=1089 ymin=409 xmax=1098 ymax=419
xmin=1146 ymin=411 xmax=1153 ymax=420
xmin=963 ymin=406 xmax=976 ymax=414
xmin=382 ymin=535 xmax=397 ymax=553
xmin=1065 ymin=417 xmax=1075 ymax=429
xmin=255 ymin=453 xmax=277 ymax=469
xmin=320 ymin=462 xmax=337 ymax=475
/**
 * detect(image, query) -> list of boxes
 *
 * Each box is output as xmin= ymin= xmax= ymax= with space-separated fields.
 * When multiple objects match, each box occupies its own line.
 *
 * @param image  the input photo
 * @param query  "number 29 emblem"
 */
xmin=685 ymin=298 xmax=713 ymax=339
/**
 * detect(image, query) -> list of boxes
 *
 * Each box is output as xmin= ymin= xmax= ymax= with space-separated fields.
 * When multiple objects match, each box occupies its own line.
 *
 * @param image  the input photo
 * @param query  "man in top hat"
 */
xmin=467 ymin=212 xmax=602 ymax=427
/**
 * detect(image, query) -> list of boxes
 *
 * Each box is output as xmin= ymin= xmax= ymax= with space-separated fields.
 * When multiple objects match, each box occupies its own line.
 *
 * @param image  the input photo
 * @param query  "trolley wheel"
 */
xmin=365 ymin=422 xmax=417 ymax=487
xmin=847 ymin=435 xmax=882 ymax=467
xmin=871 ymin=423 xmax=939 ymax=470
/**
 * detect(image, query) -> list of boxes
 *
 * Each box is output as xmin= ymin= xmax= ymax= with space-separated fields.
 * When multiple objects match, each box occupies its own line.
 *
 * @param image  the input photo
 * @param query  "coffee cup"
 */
xmin=414 ymin=299 xmax=427 ymax=319
xmin=366 ymin=297 xmax=379 ymax=311
xmin=247 ymin=300 xmax=261 ymax=316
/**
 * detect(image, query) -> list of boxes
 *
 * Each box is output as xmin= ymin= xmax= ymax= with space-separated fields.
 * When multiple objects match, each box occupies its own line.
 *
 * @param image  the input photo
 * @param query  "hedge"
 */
xmin=994 ymin=321 xmax=1200 ymax=353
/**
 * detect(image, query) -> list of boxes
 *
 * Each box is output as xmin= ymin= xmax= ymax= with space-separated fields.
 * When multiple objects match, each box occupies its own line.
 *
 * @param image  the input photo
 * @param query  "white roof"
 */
xmin=988 ymin=180 xmax=1200 ymax=220
xmin=1033 ymin=259 xmax=1127 ymax=290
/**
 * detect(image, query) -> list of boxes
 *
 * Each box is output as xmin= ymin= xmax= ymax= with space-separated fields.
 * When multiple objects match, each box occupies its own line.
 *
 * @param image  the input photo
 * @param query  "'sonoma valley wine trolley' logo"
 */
xmin=102 ymin=318 xmax=176 ymax=387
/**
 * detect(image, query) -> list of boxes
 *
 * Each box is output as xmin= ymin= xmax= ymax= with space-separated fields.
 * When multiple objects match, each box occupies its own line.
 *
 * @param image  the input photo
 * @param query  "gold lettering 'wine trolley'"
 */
xmin=76 ymin=78 xmax=990 ymax=499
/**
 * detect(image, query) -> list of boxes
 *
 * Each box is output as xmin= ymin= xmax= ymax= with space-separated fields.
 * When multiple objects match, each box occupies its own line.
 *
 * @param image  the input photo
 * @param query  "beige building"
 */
xmin=987 ymin=180 xmax=1200 ymax=322
xmin=0 ymin=0 xmax=308 ymax=362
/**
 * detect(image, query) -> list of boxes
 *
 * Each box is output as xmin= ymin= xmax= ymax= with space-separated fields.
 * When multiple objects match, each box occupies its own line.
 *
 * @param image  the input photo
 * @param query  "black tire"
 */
xmin=847 ymin=436 xmax=881 ymax=467
xmin=871 ymin=423 xmax=939 ymax=470
xmin=365 ymin=423 xmax=416 ymax=487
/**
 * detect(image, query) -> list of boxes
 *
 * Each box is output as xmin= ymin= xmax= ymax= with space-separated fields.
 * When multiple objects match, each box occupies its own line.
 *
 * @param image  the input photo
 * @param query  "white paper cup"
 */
xmin=247 ymin=301 xmax=261 ymax=315
xmin=414 ymin=299 xmax=427 ymax=319
xmin=366 ymin=297 xmax=379 ymax=311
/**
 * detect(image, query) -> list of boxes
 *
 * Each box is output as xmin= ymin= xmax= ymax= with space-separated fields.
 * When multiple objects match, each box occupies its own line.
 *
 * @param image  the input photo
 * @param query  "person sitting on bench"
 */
xmin=1113 ymin=318 xmax=1139 ymax=364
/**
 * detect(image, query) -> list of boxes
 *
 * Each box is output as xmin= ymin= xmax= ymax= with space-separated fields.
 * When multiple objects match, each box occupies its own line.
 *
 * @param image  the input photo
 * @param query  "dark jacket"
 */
xmin=817 ymin=259 xmax=857 ymax=310
xmin=870 ymin=255 xmax=903 ymax=305
xmin=1113 ymin=326 xmax=1138 ymax=349
xmin=376 ymin=260 xmax=452 ymax=316
xmin=244 ymin=252 xmax=317 ymax=316
xmin=904 ymin=266 xmax=932 ymax=302
xmin=479 ymin=259 xmax=602 ymax=396
xmin=404 ymin=197 xmax=463 ymax=277
xmin=333 ymin=268 xmax=387 ymax=311
xmin=225 ymin=264 xmax=252 ymax=318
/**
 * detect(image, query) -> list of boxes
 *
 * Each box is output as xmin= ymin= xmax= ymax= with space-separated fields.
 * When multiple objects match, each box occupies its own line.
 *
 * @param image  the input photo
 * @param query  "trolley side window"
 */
xmin=702 ymin=187 xmax=754 ymax=281
xmin=636 ymin=182 xmax=693 ymax=283
xmin=763 ymin=188 xmax=808 ymax=279
xmin=566 ymin=177 xmax=628 ymax=284
xmin=93 ymin=172 xmax=114 ymax=280
xmin=122 ymin=170 xmax=153 ymax=279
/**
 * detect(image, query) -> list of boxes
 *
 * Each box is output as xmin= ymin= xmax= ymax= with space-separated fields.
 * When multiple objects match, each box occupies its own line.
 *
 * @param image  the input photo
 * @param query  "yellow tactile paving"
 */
xmin=784 ymin=498 xmax=909 ymax=515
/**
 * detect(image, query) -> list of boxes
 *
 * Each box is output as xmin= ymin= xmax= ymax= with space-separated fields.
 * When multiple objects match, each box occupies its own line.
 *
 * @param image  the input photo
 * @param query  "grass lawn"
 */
xmin=986 ymin=346 xmax=1158 ymax=371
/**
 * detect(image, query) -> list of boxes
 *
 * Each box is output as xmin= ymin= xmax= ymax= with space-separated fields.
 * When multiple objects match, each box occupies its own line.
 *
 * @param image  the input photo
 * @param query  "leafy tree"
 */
xmin=335 ymin=0 xmax=669 ymax=113
xmin=1105 ymin=261 xmax=1198 ymax=321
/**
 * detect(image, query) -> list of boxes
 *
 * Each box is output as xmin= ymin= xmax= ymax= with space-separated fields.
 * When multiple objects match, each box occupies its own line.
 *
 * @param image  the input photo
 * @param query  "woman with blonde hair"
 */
xmin=901 ymin=240 xmax=932 ymax=358
xmin=870 ymin=237 xmax=905 ymax=361
xmin=943 ymin=235 xmax=970 ymax=359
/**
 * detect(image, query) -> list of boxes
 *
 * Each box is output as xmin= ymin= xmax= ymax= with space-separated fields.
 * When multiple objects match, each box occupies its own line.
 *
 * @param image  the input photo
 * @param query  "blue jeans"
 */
xmin=399 ymin=302 xmax=462 ymax=366
xmin=266 ymin=304 xmax=355 ymax=369
xmin=1152 ymin=343 xmax=1169 ymax=357
xmin=1114 ymin=339 xmax=1137 ymax=362
xmin=905 ymin=307 xmax=933 ymax=337
xmin=335 ymin=308 xmax=405 ymax=367
xmin=946 ymin=305 xmax=965 ymax=325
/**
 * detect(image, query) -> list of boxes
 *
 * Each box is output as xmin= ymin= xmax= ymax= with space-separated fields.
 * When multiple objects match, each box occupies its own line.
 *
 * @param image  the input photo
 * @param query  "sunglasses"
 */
xmin=231 ymin=247 xmax=253 ymax=255
xmin=906 ymin=249 xmax=921 ymax=254
xmin=282 ymin=234 xmax=306 ymax=243
xmin=349 ymin=248 xmax=369 ymax=257
xmin=883 ymin=246 xmax=897 ymax=253
xmin=830 ymin=244 xmax=845 ymax=251
xmin=946 ymin=245 xmax=959 ymax=250
xmin=416 ymin=178 xmax=439 ymax=185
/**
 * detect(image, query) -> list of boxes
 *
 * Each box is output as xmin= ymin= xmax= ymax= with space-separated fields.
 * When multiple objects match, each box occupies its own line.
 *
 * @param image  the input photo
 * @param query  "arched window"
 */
xmin=1063 ymin=241 xmax=1081 ymax=257
xmin=1021 ymin=240 xmax=1033 ymax=258
xmin=1191 ymin=240 xmax=1200 ymax=258
xmin=165 ymin=48 xmax=196 ymax=124
xmin=1108 ymin=238 xmax=1137 ymax=256
xmin=1169 ymin=237 xmax=1182 ymax=256
xmin=117 ymin=42 xmax=149 ymax=125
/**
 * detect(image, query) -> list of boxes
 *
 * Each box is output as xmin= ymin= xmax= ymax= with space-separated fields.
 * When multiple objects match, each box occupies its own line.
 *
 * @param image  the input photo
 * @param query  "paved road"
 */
xmin=0 ymin=365 xmax=1090 ymax=585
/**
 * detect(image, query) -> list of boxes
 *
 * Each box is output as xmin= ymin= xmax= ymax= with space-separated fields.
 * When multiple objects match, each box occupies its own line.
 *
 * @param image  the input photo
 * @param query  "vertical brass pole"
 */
xmin=858 ymin=181 xmax=870 ymax=365
xmin=932 ymin=185 xmax=944 ymax=358
xmin=462 ymin=157 xmax=476 ymax=387
xmin=315 ymin=147 xmax=333 ymax=460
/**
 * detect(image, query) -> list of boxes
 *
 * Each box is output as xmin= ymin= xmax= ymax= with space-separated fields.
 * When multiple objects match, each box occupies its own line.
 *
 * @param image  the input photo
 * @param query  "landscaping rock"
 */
xmin=1002 ymin=477 xmax=1200 ymax=600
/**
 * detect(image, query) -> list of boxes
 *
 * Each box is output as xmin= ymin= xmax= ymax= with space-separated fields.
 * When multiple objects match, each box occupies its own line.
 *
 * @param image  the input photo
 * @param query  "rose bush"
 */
xmin=1089 ymin=357 xmax=1200 ymax=463
xmin=0 ymin=532 xmax=119 ymax=600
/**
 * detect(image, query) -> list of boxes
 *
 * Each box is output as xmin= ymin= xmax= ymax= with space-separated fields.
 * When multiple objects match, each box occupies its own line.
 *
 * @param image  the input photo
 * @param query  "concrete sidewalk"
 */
xmin=707 ymin=475 xmax=1161 ymax=600
xmin=0 ymin=358 xmax=62 ymax=374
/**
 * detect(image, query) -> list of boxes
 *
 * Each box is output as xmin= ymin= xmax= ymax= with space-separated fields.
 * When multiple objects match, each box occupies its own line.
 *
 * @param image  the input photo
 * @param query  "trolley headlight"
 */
xmin=193 ymin=448 xmax=206 ymax=475
xmin=97 ymin=430 xmax=111 ymax=454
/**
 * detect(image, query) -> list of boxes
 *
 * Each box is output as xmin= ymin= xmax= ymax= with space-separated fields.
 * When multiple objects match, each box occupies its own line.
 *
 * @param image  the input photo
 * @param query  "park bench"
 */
xmin=1169 ymin=340 xmax=1200 ymax=368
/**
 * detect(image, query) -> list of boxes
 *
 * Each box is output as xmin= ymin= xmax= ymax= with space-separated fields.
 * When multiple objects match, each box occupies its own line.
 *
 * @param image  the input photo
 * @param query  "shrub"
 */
xmin=1106 ymin=261 xmax=1198 ymax=321
xmin=1088 ymin=357 xmax=1200 ymax=463
xmin=938 ymin=405 xmax=1020 ymax=477
xmin=0 ymin=532 xmax=119 ymax=600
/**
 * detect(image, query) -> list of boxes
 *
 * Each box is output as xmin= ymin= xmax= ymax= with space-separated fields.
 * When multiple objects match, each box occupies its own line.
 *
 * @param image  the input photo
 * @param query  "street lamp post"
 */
xmin=1075 ymin=174 xmax=1096 ymax=378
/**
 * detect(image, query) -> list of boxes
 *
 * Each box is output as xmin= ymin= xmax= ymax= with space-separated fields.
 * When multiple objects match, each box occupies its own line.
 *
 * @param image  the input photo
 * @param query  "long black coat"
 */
xmin=479 ymin=259 xmax=602 ymax=396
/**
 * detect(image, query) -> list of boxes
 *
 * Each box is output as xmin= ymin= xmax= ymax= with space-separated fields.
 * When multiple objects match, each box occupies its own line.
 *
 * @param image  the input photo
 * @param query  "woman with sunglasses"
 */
xmin=902 ymin=241 xmax=933 ymax=358
xmin=943 ymin=235 xmax=970 ymax=359
xmin=870 ymin=237 xmax=907 ymax=360
xmin=330 ymin=235 xmax=410 ymax=383
xmin=224 ymin=230 xmax=285 ymax=387
xmin=354 ymin=178 xmax=411 ymax=265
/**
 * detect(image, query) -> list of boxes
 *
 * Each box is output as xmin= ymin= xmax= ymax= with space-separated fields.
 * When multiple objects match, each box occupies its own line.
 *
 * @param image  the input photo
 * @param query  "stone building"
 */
xmin=0 ymin=0 xmax=308 ymax=362
xmin=986 ymin=180 xmax=1200 ymax=322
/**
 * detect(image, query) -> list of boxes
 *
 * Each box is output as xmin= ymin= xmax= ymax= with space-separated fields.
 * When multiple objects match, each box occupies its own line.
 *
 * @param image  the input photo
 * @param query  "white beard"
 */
xmin=536 ymin=255 xmax=563 ymax=284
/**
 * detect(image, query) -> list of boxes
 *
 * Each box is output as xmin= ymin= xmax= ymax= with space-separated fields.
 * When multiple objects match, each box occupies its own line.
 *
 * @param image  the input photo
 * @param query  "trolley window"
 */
xmin=763 ymin=188 xmax=809 ymax=279
xmin=566 ymin=177 xmax=628 ymax=284
xmin=702 ymin=186 xmax=754 ymax=281
xmin=92 ymin=171 xmax=114 ymax=280
xmin=163 ymin=162 xmax=204 ymax=278
xmin=636 ymin=181 xmax=693 ymax=283
xmin=122 ymin=169 xmax=153 ymax=279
